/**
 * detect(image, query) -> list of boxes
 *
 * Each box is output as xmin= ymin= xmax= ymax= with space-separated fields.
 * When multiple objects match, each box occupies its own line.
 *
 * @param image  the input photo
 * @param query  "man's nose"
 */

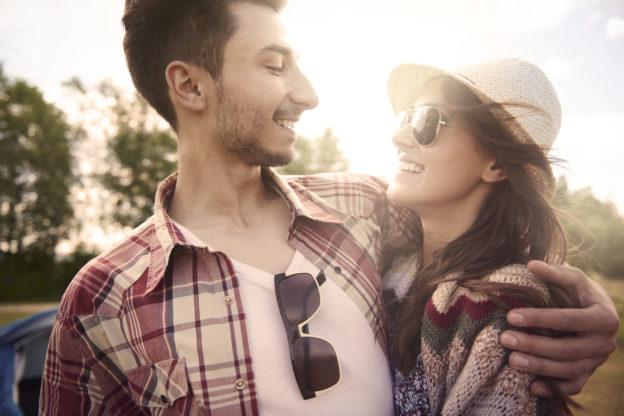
xmin=290 ymin=68 xmax=319 ymax=110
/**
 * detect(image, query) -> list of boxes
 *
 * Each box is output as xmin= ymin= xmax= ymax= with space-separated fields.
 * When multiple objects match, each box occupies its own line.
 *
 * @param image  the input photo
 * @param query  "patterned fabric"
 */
xmin=390 ymin=259 xmax=562 ymax=416
xmin=39 ymin=168 xmax=418 ymax=415
xmin=392 ymin=355 xmax=432 ymax=416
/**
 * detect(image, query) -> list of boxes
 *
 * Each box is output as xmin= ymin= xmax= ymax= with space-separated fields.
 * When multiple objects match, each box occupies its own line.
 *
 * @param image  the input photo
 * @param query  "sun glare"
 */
xmin=280 ymin=0 xmax=624 ymax=212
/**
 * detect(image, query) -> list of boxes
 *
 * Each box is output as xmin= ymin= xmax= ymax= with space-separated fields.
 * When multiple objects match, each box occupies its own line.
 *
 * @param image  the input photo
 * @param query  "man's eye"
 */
xmin=267 ymin=66 xmax=284 ymax=73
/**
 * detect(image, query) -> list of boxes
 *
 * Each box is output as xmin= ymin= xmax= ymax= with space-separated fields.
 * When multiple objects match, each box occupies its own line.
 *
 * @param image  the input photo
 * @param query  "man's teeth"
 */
xmin=398 ymin=161 xmax=424 ymax=173
xmin=276 ymin=119 xmax=296 ymax=129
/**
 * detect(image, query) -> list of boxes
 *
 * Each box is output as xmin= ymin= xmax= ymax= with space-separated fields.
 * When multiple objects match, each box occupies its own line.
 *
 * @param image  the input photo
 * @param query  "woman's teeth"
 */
xmin=398 ymin=160 xmax=423 ymax=173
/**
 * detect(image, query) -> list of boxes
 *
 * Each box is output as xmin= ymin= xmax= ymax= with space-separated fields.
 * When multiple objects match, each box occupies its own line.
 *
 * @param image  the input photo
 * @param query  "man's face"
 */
xmin=214 ymin=2 xmax=318 ymax=166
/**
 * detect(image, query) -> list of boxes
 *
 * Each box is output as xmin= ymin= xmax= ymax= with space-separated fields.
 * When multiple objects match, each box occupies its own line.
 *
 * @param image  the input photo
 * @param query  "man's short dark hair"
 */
xmin=122 ymin=0 xmax=287 ymax=132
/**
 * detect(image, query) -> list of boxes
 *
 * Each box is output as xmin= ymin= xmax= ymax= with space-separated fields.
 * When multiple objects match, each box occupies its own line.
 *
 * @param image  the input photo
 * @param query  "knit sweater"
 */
xmin=389 ymin=261 xmax=562 ymax=416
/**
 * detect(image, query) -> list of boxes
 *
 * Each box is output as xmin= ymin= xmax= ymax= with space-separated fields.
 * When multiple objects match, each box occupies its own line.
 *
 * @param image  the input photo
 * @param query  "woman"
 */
xmin=383 ymin=58 xmax=579 ymax=415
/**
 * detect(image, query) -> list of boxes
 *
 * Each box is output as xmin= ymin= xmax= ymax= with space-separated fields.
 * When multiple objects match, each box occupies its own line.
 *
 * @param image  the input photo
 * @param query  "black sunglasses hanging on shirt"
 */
xmin=274 ymin=271 xmax=341 ymax=399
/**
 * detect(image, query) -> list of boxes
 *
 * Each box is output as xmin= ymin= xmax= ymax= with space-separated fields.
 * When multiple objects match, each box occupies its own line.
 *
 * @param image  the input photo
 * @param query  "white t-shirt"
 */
xmin=173 ymin=221 xmax=394 ymax=415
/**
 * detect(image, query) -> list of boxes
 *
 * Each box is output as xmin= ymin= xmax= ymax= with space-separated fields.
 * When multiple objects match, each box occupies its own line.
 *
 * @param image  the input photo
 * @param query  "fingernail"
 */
xmin=532 ymin=384 xmax=549 ymax=396
xmin=511 ymin=354 xmax=529 ymax=368
xmin=500 ymin=332 xmax=518 ymax=347
xmin=508 ymin=311 xmax=525 ymax=326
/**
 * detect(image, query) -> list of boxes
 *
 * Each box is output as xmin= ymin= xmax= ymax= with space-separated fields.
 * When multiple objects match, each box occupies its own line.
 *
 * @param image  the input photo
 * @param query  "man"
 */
xmin=40 ymin=0 xmax=618 ymax=414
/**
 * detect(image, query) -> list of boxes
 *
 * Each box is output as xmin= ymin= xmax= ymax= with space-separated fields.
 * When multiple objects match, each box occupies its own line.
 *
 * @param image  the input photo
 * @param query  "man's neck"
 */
xmin=168 ymin=151 xmax=274 ymax=230
xmin=166 ymin=147 xmax=295 ymax=274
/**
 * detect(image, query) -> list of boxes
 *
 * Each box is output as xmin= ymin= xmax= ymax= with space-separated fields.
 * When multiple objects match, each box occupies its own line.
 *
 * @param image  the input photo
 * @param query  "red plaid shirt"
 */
xmin=40 ymin=168 xmax=417 ymax=415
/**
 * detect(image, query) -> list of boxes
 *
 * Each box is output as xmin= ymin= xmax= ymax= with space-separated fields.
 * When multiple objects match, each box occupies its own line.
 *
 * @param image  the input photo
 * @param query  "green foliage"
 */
xmin=0 ymin=248 xmax=96 ymax=301
xmin=556 ymin=177 xmax=624 ymax=278
xmin=278 ymin=128 xmax=349 ymax=175
xmin=0 ymin=64 xmax=77 ymax=257
xmin=95 ymin=82 xmax=178 ymax=228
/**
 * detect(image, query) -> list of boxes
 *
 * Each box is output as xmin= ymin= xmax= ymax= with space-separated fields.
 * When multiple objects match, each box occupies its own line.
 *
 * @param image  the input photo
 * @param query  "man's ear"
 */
xmin=482 ymin=159 xmax=508 ymax=183
xmin=165 ymin=60 xmax=213 ymax=112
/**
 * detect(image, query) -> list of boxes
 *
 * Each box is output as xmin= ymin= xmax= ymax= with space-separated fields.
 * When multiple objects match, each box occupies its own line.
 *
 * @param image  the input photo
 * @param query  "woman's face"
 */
xmin=386 ymin=78 xmax=497 ymax=217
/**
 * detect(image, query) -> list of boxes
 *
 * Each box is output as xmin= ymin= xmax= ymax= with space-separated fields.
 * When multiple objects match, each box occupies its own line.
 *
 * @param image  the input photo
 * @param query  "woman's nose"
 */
xmin=392 ymin=124 xmax=415 ymax=149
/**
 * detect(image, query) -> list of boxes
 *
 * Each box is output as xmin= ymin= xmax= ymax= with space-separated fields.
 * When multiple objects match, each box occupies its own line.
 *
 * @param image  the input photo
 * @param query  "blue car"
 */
xmin=0 ymin=308 xmax=58 ymax=416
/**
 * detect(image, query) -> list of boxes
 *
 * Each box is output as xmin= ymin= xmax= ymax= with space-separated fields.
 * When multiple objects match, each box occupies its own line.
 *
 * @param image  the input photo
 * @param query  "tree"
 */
xmin=74 ymin=81 xmax=178 ymax=228
xmin=556 ymin=177 xmax=624 ymax=278
xmin=0 ymin=64 xmax=76 ymax=257
xmin=279 ymin=128 xmax=349 ymax=175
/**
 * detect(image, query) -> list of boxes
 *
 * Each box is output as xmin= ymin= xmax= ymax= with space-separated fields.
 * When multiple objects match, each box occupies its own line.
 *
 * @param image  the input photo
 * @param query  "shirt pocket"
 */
xmin=126 ymin=357 xmax=189 ymax=409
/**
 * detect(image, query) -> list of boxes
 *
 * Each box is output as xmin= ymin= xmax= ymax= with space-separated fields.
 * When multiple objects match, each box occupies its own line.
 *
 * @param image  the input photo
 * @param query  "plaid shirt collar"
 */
xmin=145 ymin=168 xmax=347 ymax=294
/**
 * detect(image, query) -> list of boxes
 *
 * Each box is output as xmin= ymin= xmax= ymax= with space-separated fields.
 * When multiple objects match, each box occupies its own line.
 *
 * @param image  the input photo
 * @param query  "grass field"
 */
xmin=573 ymin=276 xmax=624 ymax=416
xmin=1 ymin=278 xmax=622 ymax=413
xmin=0 ymin=302 xmax=59 ymax=326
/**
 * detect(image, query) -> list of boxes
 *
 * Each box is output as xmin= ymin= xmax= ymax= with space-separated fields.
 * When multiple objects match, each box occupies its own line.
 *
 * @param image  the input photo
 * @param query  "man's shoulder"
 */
xmin=283 ymin=172 xmax=390 ymax=221
xmin=57 ymin=218 xmax=157 ymax=320
xmin=287 ymin=172 xmax=388 ymax=194
xmin=286 ymin=172 xmax=390 ymax=212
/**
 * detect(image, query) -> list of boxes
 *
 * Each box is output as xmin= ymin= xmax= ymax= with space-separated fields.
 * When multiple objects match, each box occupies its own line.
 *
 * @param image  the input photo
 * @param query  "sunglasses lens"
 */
xmin=277 ymin=273 xmax=320 ymax=326
xmin=293 ymin=337 xmax=340 ymax=393
xmin=411 ymin=106 xmax=441 ymax=146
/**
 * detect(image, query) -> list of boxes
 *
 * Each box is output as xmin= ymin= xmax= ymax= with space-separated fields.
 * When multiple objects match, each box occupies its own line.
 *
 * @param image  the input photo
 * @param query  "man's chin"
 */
xmin=262 ymin=150 xmax=294 ymax=167
xmin=243 ymin=150 xmax=293 ymax=168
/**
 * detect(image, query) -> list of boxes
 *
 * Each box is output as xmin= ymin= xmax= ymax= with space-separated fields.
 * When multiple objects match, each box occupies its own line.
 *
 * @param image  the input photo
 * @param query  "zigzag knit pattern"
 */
xmin=417 ymin=264 xmax=562 ymax=416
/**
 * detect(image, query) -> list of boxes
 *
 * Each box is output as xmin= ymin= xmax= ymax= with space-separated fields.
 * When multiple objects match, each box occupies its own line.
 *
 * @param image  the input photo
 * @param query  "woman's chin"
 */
xmin=387 ymin=183 xmax=423 ymax=212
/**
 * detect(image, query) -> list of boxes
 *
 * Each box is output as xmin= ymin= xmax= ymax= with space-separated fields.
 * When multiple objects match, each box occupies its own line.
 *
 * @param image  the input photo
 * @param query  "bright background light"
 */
xmin=1 ymin=0 xmax=623 ymax=212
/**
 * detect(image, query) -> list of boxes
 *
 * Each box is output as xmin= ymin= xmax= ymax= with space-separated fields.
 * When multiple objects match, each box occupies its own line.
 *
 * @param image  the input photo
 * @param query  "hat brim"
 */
xmin=387 ymin=63 xmax=499 ymax=115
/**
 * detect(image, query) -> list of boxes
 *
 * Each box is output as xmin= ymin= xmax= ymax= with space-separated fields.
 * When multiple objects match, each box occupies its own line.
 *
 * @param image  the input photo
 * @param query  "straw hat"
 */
xmin=387 ymin=58 xmax=561 ymax=196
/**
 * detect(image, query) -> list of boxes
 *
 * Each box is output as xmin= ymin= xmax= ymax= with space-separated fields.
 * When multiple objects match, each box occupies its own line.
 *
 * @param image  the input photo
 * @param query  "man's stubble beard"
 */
xmin=214 ymin=88 xmax=294 ymax=167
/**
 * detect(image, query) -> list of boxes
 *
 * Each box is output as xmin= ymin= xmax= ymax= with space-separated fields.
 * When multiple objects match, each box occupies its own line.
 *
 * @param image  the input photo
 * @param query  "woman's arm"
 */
xmin=421 ymin=273 xmax=561 ymax=415
xmin=500 ymin=260 xmax=620 ymax=396
xmin=436 ymin=324 xmax=556 ymax=416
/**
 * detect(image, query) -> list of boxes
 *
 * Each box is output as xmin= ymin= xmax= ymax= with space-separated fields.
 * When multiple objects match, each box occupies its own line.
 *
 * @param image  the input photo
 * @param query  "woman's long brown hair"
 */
xmin=391 ymin=77 xmax=580 ymax=414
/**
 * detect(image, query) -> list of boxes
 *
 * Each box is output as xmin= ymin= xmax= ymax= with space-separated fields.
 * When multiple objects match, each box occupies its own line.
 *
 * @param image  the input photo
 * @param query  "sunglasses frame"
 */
xmin=398 ymin=105 xmax=448 ymax=147
xmin=274 ymin=271 xmax=342 ymax=400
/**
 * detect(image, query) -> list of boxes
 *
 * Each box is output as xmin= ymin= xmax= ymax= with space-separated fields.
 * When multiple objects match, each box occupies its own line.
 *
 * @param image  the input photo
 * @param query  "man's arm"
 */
xmin=500 ymin=260 xmax=620 ymax=396
xmin=39 ymin=318 xmax=102 ymax=415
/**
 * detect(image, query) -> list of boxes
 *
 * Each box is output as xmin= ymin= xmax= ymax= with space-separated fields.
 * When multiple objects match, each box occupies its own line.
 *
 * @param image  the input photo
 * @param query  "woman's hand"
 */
xmin=500 ymin=260 xmax=620 ymax=396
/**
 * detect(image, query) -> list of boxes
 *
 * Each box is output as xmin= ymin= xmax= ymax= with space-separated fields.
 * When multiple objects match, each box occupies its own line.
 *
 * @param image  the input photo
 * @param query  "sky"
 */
xmin=1 ymin=0 xmax=624 ymax=217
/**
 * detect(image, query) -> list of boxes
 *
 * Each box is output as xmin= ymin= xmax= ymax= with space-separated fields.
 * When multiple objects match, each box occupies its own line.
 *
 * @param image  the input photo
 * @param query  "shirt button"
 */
xmin=333 ymin=266 xmax=342 ymax=274
xmin=234 ymin=378 xmax=247 ymax=390
xmin=224 ymin=296 xmax=234 ymax=306
xmin=160 ymin=394 xmax=168 ymax=404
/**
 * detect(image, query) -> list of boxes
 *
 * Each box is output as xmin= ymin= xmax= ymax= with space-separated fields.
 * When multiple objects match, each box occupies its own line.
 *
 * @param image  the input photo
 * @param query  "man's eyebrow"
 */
xmin=258 ymin=44 xmax=299 ymax=59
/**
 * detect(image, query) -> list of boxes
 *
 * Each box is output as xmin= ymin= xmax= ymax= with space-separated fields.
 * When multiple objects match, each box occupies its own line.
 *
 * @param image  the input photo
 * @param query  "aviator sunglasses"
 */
xmin=397 ymin=105 xmax=451 ymax=147
xmin=274 ymin=271 xmax=341 ymax=399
